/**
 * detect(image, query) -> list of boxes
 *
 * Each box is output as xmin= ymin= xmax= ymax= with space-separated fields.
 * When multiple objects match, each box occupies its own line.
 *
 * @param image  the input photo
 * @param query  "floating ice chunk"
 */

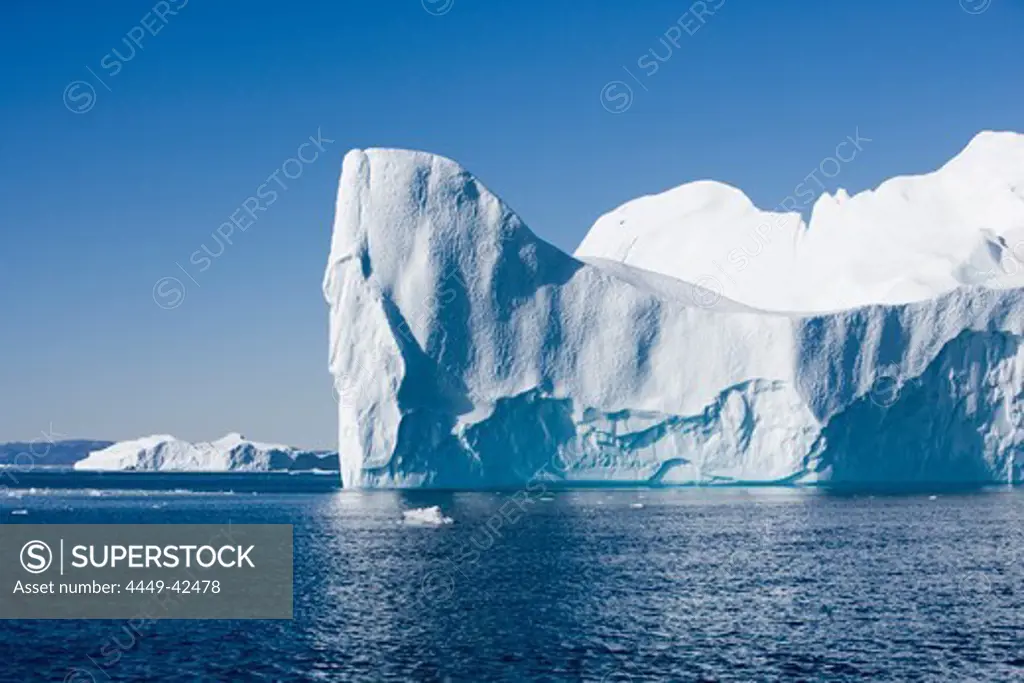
xmin=402 ymin=506 xmax=453 ymax=526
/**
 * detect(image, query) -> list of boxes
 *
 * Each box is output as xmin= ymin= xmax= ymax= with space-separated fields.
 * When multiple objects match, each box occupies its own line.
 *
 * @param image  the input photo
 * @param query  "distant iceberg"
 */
xmin=74 ymin=433 xmax=339 ymax=473
xmin=323 ymin=132 xmax=1024 ymax=489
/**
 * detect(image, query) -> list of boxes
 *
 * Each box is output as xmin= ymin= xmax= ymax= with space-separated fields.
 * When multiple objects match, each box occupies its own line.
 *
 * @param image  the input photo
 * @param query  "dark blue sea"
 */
xmin=1 ymin=487 xmax=1023 ymax=682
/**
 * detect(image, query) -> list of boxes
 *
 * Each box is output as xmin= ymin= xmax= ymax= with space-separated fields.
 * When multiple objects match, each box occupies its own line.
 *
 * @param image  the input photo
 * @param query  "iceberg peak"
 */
xmin=576 ymin=130 xmax=1024 ymax=312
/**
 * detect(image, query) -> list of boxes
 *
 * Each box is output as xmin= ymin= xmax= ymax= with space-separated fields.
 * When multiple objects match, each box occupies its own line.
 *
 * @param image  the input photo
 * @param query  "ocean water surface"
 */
xmin=1 ymin=488 xmax=1022 ymax=682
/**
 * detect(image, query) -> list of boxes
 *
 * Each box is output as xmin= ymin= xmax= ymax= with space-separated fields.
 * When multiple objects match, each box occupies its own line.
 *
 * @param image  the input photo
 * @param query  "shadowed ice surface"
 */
xmin=2 ymin=488 xmax=1023 ymax=681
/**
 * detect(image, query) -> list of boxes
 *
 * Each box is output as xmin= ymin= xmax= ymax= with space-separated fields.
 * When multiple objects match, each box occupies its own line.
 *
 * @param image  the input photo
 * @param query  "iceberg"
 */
xmin=323 ymin=132 xmax=1024 ymax=489
xmin=74 ymin=433 xmax=339 ymax=472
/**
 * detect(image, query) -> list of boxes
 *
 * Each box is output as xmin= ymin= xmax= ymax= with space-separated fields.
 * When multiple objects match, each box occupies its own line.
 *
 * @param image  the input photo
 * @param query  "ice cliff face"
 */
xmin=75 ymin=433 xmax=339 ymax=472
xmin=324 ymin=133 xmax=1024 ymax=489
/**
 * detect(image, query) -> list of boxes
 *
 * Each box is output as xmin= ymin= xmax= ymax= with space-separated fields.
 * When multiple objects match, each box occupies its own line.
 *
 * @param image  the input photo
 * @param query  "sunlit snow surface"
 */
xmin=324 ymin=133 xmax=1024 ymax=488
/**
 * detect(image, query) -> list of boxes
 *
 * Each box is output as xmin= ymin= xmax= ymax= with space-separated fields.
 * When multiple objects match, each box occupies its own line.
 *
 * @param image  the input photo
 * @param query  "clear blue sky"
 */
xmin=1 ymin=0 xmax=1022 ymax=448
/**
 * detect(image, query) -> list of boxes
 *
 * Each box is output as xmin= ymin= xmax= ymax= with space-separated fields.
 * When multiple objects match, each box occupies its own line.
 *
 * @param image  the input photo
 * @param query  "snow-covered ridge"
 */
xmin=577 ymin=130 xmax=1024 ymax=312
xmin=324 ymin=133 xmax=1024 ymax=489
xmin=75 ymin=433 xmax=339 ymax=472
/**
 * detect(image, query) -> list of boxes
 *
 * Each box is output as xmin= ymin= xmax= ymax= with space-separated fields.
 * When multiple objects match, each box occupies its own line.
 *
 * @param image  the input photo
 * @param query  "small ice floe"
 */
xmin=630 ymin=503 xmax=645 ymax=509
xmin=10 ymin=509 xmax=28 ymax=516
xmin=928 ymin=495 xmax=938 ymax=501
xmin=402 ymin=506 xmax=453 ymax=526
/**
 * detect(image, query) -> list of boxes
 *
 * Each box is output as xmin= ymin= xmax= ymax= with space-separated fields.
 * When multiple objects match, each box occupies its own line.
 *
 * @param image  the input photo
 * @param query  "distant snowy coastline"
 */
xmin=72 ymin=433 xmax=338 ymax=473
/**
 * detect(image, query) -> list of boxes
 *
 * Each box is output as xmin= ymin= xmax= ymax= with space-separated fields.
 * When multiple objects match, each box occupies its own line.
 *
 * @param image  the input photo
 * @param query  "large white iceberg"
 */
xmin=75 ymin=433 xmax=338 ymax=472
xmin=323 ymin=132 xmax=1024 ymax=489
